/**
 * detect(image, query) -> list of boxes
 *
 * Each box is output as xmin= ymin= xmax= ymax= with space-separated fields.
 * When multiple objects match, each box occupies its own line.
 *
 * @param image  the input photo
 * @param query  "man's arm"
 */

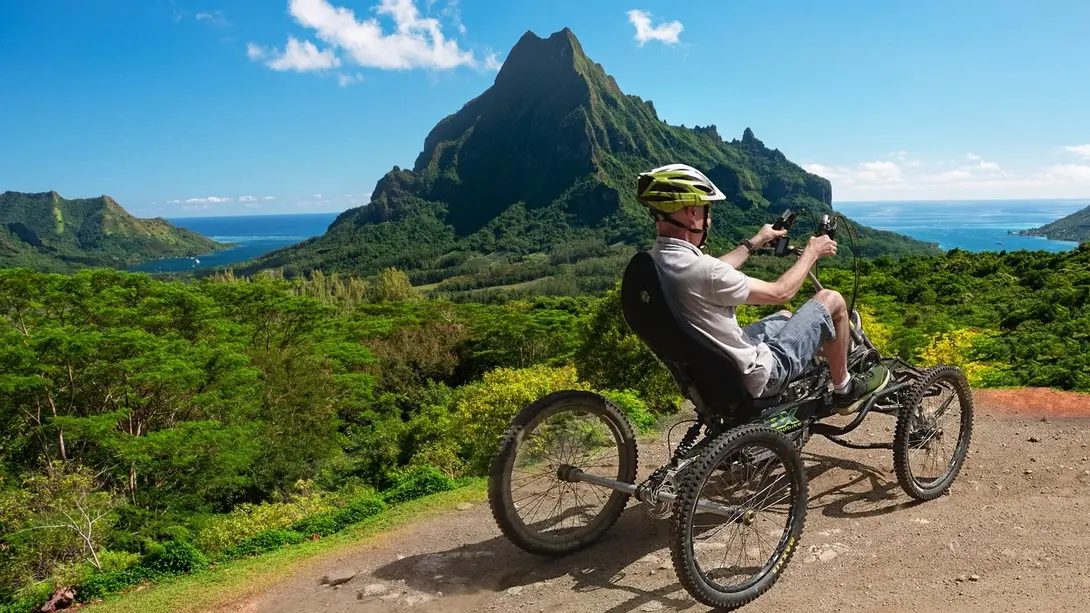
xmin=718 ymin=224 xmax=787 ymax=269
xmin=743 ymin=252 xmax=819 ymax=304
xmin=717 ymin=243 xmax=752 ymax=269
xmin=743 ymin=234 xmax=837 ymax=305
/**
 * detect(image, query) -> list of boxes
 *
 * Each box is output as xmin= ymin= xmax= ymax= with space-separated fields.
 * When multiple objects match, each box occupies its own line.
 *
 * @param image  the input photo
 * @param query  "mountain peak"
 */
xmin=495 ymin=27 xmax=587 ymax=90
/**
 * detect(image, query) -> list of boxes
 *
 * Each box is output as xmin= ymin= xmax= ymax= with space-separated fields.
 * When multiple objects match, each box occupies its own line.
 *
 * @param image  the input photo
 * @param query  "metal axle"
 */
xmin=558 ymin=466 xmax=742 ymax=518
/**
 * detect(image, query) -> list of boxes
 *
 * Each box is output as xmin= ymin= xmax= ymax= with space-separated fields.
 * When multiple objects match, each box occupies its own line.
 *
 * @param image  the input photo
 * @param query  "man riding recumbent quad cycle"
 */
xmin=486 ymin=165 xmax=974 ymax=610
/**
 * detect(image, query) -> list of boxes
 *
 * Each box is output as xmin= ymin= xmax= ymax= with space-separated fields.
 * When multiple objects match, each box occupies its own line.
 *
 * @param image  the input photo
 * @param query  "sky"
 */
xmin=2 ymin=0 xmax=1089 ymax=218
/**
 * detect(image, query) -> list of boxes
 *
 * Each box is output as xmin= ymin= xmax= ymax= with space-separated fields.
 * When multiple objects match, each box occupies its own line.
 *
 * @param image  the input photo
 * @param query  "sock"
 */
xmin=833 ymin=374 xmax=851 ymax=394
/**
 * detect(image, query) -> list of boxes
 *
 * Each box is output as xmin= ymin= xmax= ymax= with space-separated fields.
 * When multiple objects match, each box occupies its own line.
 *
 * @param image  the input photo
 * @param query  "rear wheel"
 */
xmin=894 ymin=366 xmax=974 ymax=500
xmin=671 ymin=424 xmax=807 ymax=610
xmin=488 ymin=390 xmax=638 ymax=557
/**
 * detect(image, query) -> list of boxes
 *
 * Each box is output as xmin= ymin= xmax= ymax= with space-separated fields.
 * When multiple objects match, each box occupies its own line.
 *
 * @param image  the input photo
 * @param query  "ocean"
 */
xmin=127 ymin=199 xmax=1088 ymax=273
xmin=833 ymin=199 xmax=1088 ymax=253
xmin=127 ymin=213 xmax=340 ymax=273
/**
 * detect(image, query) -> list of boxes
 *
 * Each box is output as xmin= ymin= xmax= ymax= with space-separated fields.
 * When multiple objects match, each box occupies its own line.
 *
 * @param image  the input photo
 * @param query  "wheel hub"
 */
xmin=742 ymin=508 xmax=757 ymax=526
xmin=556 ymin=464 xmax=580 ymax=482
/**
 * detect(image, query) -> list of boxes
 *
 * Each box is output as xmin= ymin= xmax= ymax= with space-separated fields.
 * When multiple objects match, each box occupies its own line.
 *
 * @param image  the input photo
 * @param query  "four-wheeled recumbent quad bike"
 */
xmin=487 ymin=210 xmax=974 ymax=610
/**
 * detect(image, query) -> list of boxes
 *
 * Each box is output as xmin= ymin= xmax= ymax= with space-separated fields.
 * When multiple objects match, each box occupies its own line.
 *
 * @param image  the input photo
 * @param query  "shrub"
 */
xmin=194 ymin=495 xmax=335 ymax=554
xmin=141 ymin=540 xmax=208 ymax=576
xmin=454 ymin=365 xmax=587 ymax=472
xmin=332 ymin=495 xmax=386 ymax=527
xmin=225 ymin=530 xmax=307 ymax=559
xmin=76 ymin=569 xmax=143 ymax=601
xmin=381 ymin=466 xmax=456 ymax=505
xmin=599 ymin=389 xmax=657 ymax=433
xmin=290 ymin=513 xmax=340 ymax=538
xmin=97 ymin=550 xmax=142 ymax=574
xmin=573 ymin=287 xmax=682 ymax=413
xmin=918 ymin=328 xmax=1009 ymax=387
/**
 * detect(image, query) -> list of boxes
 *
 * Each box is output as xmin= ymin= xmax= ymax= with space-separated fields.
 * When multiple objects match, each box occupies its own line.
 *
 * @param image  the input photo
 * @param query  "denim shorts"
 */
xmin=743 ymin=299 xmax=837 ymax=398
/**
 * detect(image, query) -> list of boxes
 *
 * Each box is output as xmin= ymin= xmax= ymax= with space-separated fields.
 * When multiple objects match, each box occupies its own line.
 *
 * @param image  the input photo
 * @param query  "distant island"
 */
xmin=0 ymin=190 xmax=227 ymax=272
xmin=1010 ymin=203 xmax=1090 ymax=243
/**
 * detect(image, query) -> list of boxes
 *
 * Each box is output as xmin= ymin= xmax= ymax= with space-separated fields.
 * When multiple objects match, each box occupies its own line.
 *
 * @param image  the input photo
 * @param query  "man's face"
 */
xmin=685 ymin=205 xmax=709 ymax=232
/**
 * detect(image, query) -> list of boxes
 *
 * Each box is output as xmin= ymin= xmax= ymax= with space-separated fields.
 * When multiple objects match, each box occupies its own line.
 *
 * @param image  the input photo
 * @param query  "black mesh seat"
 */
xmin=620 ymin=251 xmax=784 ymax=422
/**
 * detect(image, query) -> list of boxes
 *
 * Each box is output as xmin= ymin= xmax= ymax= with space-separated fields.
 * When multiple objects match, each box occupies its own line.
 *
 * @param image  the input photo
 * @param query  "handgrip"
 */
xmin=772 ymin=208 xmax=797 ymax=231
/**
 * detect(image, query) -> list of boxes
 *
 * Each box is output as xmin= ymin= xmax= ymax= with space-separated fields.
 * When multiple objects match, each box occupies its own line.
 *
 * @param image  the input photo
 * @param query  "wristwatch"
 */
xmin=739 ymin=238 xmax=756 ymax=252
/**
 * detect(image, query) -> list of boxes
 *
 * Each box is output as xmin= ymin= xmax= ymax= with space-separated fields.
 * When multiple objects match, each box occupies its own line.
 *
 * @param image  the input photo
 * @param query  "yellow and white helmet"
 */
xmin=636 ymin=163 xmax=726 ymax=213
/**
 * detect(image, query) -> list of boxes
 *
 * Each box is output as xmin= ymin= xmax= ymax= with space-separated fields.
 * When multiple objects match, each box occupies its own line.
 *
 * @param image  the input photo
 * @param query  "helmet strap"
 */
xmin=649 ymin=207 xmax=709 ymax=249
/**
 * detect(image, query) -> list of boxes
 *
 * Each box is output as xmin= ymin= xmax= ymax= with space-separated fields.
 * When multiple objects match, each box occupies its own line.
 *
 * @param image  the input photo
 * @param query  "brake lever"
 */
xmin=772 ymin=209 xmax=798 ymax=256
xmin=815 ymin=214 xmax=838 ymax=240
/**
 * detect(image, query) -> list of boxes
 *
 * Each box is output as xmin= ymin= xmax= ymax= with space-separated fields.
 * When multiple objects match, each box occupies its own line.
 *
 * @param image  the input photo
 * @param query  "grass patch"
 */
xmin=83 ymin=480 xmax=486 ymax=613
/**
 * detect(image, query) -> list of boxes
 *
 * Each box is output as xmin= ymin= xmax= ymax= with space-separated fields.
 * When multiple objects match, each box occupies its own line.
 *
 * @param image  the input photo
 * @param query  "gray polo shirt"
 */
xmin=648 ymin=236 xmax=776 ymax=397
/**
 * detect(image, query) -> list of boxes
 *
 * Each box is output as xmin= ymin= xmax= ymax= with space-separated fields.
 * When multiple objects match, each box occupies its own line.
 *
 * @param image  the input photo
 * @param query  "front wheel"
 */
xmin=487 ymin=390 xmax=638 ymax=557
xmin=894 ymin=365 xmax=974 ymax=500
xmin=670 ymin=424 xmax=808 ymax=610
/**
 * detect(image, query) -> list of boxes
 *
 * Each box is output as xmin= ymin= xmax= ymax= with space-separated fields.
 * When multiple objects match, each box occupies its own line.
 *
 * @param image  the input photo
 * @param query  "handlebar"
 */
xmin=761 ymin=208 xmax=838 ymax=257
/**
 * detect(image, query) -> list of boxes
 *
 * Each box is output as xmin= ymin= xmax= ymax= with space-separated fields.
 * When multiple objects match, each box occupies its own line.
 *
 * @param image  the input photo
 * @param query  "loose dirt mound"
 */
xmin=218 ymin=389 xmax=1090 ymax=613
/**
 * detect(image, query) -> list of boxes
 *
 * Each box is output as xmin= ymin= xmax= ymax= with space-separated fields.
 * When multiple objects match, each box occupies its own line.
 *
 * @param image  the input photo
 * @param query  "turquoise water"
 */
xmin=834 ymin=199 xmax=1088 ymax=253
xmin=128 ymin=213 xmax=339 ymax=273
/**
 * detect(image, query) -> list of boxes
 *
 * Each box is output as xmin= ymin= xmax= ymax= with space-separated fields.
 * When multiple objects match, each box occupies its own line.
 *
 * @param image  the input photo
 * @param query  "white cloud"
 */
xmin=312 ymin=193 xmax=323 ymax=198
xmin=337 ymin=71 xmax=364 ymax=86
xmin=925 ymin=170 xmax=974 ymax=183
xmin=809 ymin=149 xmax=1090 ymax=200
xmin=889 ymin=150 xmax=909 ymax=160
xmin=247 ymin=43 xmax=266 ymax=60
xmin=263 ymin=196 xmax=276 ymax=200
xmin=802 ymin=163 xmax=842 ymax=179
xmin=856 ymin=160 xmax=903 ymax=183
xmin=968 ymin=160 xmax=1002 ymax=173
xmin=483 ymin=51 xmax=502 ymax=71
xmin=1043 ymin=164 xmax=1090 ymax=182
xmin=184 ymin=196 xmax=233 ymax=203
xmin=627 ymin=9 xmax=683 ymax=46
xmin=1064 ymin=144 xmax=1090 ymax=159
xmin=243 ymin=203 xmax=262 ymax=209
xmin=167 ymin=199 xmax=181 ymax=204
xmin=438 ymin=0 xmax=465 ymax=35
xmin=275 ymin=0 xmax=477 ymax=71
xmin=238 ymin=195 xmax=256 ymax=202
xmin=196 ymin=11 xmax=230 ymax=26
xmin=264 ymin=36 xmax=341 ymax=72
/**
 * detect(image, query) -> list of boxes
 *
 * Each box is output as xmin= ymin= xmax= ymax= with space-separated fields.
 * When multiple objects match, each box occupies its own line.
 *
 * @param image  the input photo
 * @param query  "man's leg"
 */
xmin=811 ymin=289 xmax=891 ymax=414
xmin=812 ymin=290 xmax=849 ymax=387
xmin=762 ymin=290 xmax=890 ymax=414
xmin=742 ymin=310 xmax=793 ymax=345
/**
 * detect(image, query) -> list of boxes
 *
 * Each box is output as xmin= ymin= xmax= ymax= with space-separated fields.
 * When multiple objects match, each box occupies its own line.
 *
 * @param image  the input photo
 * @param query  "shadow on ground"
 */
xmin=370 ymin=448 xmax=922 ymax=612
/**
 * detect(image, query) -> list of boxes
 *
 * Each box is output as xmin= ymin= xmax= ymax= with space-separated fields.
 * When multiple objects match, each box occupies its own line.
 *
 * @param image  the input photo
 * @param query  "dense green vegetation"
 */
xmin=0 ymin=191 xmax=224 ymax=273
xmin=3 ymin=239 xmax=1089 ymax=610
xmin=237 ymin=28 xmax=938 ymax=289
xmin=1015 ymin=202 xmax=1090 ymax=243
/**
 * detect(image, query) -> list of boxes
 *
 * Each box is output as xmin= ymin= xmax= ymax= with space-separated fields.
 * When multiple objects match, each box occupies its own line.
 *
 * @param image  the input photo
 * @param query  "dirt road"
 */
xmin=223 ymin=389 xmax=1090 ymax=613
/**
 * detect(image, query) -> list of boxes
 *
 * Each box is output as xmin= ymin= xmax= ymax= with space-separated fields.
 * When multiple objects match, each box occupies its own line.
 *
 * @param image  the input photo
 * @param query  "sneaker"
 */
xmin=832 ymin=365 xmax=892 ymax=415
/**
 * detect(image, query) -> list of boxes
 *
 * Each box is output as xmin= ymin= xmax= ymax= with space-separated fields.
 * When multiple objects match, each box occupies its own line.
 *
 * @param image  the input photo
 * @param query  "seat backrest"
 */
xmin=620 ymin=251 xmax=758 ymax=419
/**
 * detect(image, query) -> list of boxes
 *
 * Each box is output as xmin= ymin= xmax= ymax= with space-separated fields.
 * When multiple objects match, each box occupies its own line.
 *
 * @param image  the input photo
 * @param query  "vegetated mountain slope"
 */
xmin=0 ymin=190 xmax=225 ymax=272
xmin=241 ymin=28 xmax=938 ymax=296
xmin=1015 ymin=203 xmax=1090 ymax=243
